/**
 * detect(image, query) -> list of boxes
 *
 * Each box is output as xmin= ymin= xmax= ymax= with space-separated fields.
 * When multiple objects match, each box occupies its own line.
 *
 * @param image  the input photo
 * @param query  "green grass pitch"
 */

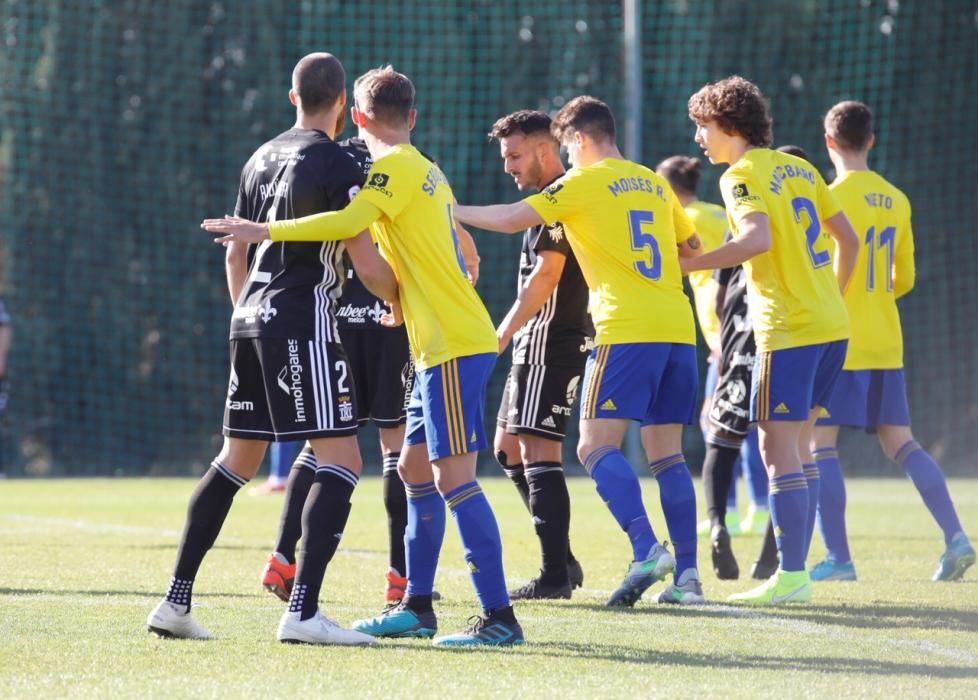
xmin=1 ymin=477 xmax=976 ymax=698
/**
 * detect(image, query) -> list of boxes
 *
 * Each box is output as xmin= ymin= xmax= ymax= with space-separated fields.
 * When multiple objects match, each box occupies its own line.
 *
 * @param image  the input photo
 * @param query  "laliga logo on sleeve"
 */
xmin=549 ymin=223 xmax=565 ymax=244
xmin=366 ymin=172 xmax=393 ymax=198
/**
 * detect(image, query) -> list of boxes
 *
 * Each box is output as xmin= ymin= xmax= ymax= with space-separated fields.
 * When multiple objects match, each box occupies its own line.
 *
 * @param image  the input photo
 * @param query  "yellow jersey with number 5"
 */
xmin=720 ymin=149 xmax=849 ymax=352
xmin=525 ymin=158 xmax=696 ymax=346
xmin=685 ymin=200 xmax=729 ymax=352
xmin=353 ymin=144 xmax=496 ymax=370
xmin=829 ymin=170 xmax=914 ymax=369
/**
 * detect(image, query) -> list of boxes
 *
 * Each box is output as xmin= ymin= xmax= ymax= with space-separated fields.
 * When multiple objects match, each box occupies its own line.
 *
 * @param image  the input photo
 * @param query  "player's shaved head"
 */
xmin=656 ymin=155 xmax=702 ymax=196
xmin=551 ymin=96 xmax=616 ymax=145
xmin=688 ymin=76 xmax=773 ymax=148
xmin=354 ymin=66 xmax=415 ymax=127
xmin=291 ymin=52 xmax=346 ymax=115
xmin=824 ymin=101 xmax=874 ymax=152
xmin=488 ymin=110 xmax=555 ymax=142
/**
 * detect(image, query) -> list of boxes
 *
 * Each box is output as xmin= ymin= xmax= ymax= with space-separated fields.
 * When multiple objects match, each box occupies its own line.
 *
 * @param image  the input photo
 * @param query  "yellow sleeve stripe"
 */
xmin=583 ymin=345 xmax=611 ymax=419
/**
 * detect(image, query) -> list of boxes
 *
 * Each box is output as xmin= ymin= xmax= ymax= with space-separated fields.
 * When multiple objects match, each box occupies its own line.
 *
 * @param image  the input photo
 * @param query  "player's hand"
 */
xmin=202 ymin=215 xmax=270 ymax=244
xmin=465 ymin=257 xmax=480 ymax=287
xmin=380 ymin=301 xmax=404 ymax=328
xmin=679 ymin=257 xmax=693 ymax=276
xmin=497 ymin=330 xmax=511 ymax=355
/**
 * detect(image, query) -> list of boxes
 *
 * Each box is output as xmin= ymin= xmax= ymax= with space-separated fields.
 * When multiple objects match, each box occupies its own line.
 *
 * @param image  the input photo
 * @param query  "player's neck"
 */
xmin=578 ymin=142 xmax=623 ymax=167
xmin=294 ymin=109 xmax=340 ymax=139
xmin=362 ymin=128 xmax=411 ymax=160
xmin=828 ymin=149 xmax=869 ymax=176
xmin=535 ymin=164 xmax=566 ymax=190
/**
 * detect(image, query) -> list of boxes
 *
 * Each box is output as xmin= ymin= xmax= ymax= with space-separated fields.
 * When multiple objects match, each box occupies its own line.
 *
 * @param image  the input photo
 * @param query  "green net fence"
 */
xmin=1 ymin=0 xmax=975 ymax=476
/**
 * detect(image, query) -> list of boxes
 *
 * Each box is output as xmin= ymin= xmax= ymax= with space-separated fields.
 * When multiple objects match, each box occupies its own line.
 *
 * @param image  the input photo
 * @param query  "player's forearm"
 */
xmin=682 ymin=234 xmax=766 ymax=273
xmin=893 ymin=248 xmax=915 ymax=298
xmin=271 ymin=199 xmax=381 ymax=243
xmin=455 ymin=222 xmax=481 ymax=285
xmin=455 ymin=203 xmax=541 ymax=233
xmin=225 ymin=241 xmax=249 ymax=304
xmin=497 ymin=269 xmax=560 ymax=346
xmin=826 ymin=212 xmax=859 ymax=293
xmin=346 ymin=230 xmax=399 ymax=302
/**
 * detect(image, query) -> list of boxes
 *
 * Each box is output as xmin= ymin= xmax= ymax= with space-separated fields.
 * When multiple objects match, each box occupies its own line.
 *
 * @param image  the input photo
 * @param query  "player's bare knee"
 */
xmin=878 ymin=424 xmax=914 ymax=461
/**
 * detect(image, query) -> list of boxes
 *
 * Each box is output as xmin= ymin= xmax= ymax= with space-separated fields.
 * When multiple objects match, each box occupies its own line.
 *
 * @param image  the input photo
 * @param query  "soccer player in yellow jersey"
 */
xmin=657 ymin=154 xmax=768 ymax=577
xmin=685 ymin=76 xmax=860 ymax=604
xmin=204 ymin=66 xmax=524 ymax=646
xmin=457 ymin=96 xmax=707 ymax=606
xmin=810 ymin=101 xmax=974 ymax=582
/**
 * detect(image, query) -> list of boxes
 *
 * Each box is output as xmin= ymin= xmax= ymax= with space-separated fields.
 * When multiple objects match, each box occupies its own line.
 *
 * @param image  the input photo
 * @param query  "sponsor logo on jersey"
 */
xmin=231 ymin=298 xmax=278 ymax=325
xmin=579 ymin=336 xmax=595 ymax=354
xmin=365 ymin=172 xmax=393 ymax=198
xmin=276 ymin=339 xmax=307 ymax=423
xmin=542 ymin=182 xmax=564 ymax=204
xmin=731 ymin=182 xmax=762 ymax=203
xmin=336 ymin=302 xmax=385 ymax=325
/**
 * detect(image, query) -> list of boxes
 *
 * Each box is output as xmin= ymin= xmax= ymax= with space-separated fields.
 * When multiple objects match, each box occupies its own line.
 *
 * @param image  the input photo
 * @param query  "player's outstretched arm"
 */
xmin=496 ymin=250 xmax=566 ymax=353
xmin=455 ymin=202 xmax=544 ymax=233
xmin=203 ymin=199 xmax=383 ymax=244
xmin=346 ymin=230 xmax=399 ymax=303
xmin=681 ymin=212 xmax=771 ymax=274
xmin=824 ymin=210 xmax=859 ymax=293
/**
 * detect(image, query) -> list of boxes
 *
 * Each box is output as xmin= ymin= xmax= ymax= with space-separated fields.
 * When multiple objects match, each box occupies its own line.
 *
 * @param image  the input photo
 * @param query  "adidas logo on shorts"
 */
xmin=774 ymin=402 xmax=790 ymax=414
xmin=600 ymin=398 xmax=617 ymax=410
xmin=541 ymin=416 xmax=557 ymax=428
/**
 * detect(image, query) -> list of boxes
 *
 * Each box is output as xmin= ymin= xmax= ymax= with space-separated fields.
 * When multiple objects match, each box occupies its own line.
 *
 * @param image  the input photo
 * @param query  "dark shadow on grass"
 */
xmin=542 ymin=599 xmax=978 ymax=633
xmin=416 ymin=641 xmax=978 ymax=678
xmin=753 ymin=602 xmax=978 ymax=634
xmin=0 ymin=587 xmax=253 ymax=599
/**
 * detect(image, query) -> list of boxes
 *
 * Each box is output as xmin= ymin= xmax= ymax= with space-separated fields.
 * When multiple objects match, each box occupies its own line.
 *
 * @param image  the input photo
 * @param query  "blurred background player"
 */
xmin=685 ymin=76 xmax=859 ymax=605
xmin=488 ymin=110 xmax=591 ymax=599
xmin=811 ymin=101 xmax=975 ymax=582
xmin=208 ymin=66 xmax=524 ymax=647
xmin=458 ymin=96 xmax=705 ymax=607
xmin=656 ymin=155 xmax=768 ymax=541
xmin=151 ymin=52 xmax=396 ymax=645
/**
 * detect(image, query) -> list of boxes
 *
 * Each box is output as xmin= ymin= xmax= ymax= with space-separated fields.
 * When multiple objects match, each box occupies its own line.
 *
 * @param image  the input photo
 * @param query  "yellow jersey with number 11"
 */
xmin=829 ymin=170 xmax=914 ymax=369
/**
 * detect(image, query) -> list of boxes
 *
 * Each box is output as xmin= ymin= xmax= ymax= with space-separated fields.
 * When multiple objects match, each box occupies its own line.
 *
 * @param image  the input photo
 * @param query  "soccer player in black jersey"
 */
xmin=147 ymin=52 xmax=397 ymax=645
xmin=487 ymin=111 xmax=592 ymax=599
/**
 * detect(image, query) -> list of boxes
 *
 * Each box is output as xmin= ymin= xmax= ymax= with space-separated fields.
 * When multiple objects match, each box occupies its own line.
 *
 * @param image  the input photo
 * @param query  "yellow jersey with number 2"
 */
xmin=720 ymin=149 xmax=849 ymax=352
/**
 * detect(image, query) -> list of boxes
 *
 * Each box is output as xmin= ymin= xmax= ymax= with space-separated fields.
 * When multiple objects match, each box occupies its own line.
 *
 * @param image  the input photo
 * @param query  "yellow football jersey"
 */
xmin=685 ymin=200 xmax=729 ymax=351
xmin=829 ymin=170 xmax=914 ymax=369
xmin=525 ymin=158 xmax=696 ymax=346
xmin=721 ymin=149 xmax=849 ymax=352
xmin=273 ymin=144 xmax=496 ymax=370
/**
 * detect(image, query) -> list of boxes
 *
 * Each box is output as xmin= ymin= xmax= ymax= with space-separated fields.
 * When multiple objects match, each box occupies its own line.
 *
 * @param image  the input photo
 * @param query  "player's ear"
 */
xmin=824 ymin=132 xmax=835 ymax=152
xmin=407 ymin=109 xmax=417 ymax=131
xmin=351 ymin=106 xmax=365 ymax=128
xmin=866 ymin=132 xmax=875 ymax=152
xmin=288 ymin=89 xmax=299 ymax=108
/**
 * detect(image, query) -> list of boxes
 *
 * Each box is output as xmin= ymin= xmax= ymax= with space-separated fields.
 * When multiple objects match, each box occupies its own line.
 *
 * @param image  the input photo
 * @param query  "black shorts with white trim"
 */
xmin=496 ymin=363 xmax=585 ymax=441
